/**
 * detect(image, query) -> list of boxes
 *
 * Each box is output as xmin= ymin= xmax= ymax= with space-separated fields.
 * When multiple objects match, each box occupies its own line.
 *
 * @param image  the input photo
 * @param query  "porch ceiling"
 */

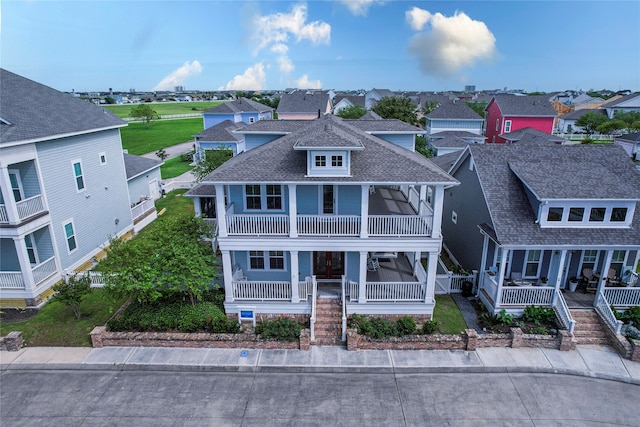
xmin=368 ymin=187 xmax=417 ymax=216
xmin=366 ymin=256 xmax=418 ymax=282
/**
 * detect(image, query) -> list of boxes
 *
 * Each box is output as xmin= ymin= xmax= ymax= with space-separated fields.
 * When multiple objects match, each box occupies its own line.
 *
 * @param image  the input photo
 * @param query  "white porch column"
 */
xmin=221 ymin=250 xmax=234 ymax=303
xmin=431 ymin=186 xmax=445 ymax=238
xmin=290 ymin=250 xmax=299 ymax=303
xmin=358 ymin=251 xmax=367 ymax=303
xmin=413 ymin=251 xmax=422 ymax=276
xmin=214 ymin=184 xmax=227 ymax=237
xmin=495 ymin=248 xmax=509 ymax=307
xmin=0 ymin=167 xmax=19 ymax=223
xmin=193 ymin=197 xmax=202 ymax=217
xmin=13 ymin=237 xmax=35 ymax=293
xmin=360 ymin=185 xmax=369 ymax=238
xmin=595 ymin=250 xmax=614 ymax=306
xmin=551 ymin=250 xmax=568 ymax=305
xmin=425 ymin=251 xmax=438 ymax=303
xmin=288 ymin=184 xmax=297 ymax=237
xmin=419 ymin=185 xmax=428 ymax=215
xmin=478 ymin=235 xmax=489 ymax=294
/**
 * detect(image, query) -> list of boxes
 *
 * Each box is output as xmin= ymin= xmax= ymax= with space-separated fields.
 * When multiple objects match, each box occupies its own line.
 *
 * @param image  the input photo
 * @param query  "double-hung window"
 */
xmin=504 ymin=120 xmax=512 ymax=133
xmin=245 ymin=184 xmax=283 ymax=210
xmin=8 ymin=170 xmax=23 ymax=202
xmin=64 ymin=221 xmax=77 ymax=252
xmin=72 ymin=161 xmax=85 ymax=191
xmin=610 ymin=250 xmax=627 ymax=276
xmin=245 ymin=185 xmax=261 ymax=210
xmin=249 ymin=251 xmax=265 ymax=269
xmin=266 ymin=185 xmax=282 ymax=210
xmin=24 ymin=234 xmax=38 ymax=264
xmin=524 ymin=250 xmax=542 ymax=278
xmin=249 ymin=251 xmax=285 ymax=270
xmin=580 ymin=250 xmax=598 ymax=274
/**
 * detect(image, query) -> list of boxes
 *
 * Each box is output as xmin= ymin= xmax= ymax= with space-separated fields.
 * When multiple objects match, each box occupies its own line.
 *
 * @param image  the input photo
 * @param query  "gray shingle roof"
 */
xmin=203 ymin=97 xmax=273 ymax=114
xmin=195 ymin=120 xmax=244 ymax=142
xmin=429 ymin=136 xmax=469 ymax=149
xmin=346 ymin=118 xmax=425 ymax=133
xmin=430 ymin=151 xmax=463 ymax=172
xmin=468 ymin=143 xmax=640 ymax=246
xmin=276 ymin=91 xmax=331 ymax=114
xmin=600 ymin=93 xmax=640 ymax=108
xmin=0 ymin=69 xmax=125 ymax=145
xmin=426 ymin=101 xmax=483 ymax=120
xmin=358 ymin=111 xmax=383 ymax=120
xmin=184 ymin=182 xmax=216 ymax=197
xmin=615 ymin=132 xmax=640 ymax=143
xmin=500 ymin=127 xmax=565 ymax=143
xmin=235 ymin=120 xmax=309 ymax=134
xmin=293 ymin=120 xmax=364 ymax=149
xmin=489 ymin=95 xmax=556 ymax=117
xmin=430 ymin=130 xmax=485 ymax=140
xmin=201 ymin=115 xmax=457 ymax=185
xmin=558 ymin=109 xmax=607 ymax=120
xmin=333 ymin=95 xmax=365 ymax=107
xmin=123 ymin=153 xmax=162 ymax=180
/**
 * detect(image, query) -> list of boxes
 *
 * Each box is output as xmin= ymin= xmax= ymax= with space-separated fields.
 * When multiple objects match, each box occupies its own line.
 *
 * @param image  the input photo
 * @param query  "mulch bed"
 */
xmin=0 ymin=308 xmax=39 ymax=323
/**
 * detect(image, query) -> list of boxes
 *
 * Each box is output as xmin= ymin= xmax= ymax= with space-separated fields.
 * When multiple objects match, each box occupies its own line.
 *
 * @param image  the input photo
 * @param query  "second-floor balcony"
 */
xmin=0 ymin=194 xmax=47 ymax=225
xmin=1 ymin=160 xmax=48 ymax=225
xmin=222 ymin=187 xmax=434 ymax=238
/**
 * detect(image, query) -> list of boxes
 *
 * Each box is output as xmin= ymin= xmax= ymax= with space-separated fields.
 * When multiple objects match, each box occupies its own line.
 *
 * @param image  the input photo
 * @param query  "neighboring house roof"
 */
xmin=358 ymin=111 xmax=383 ymax=120
xmin=488 ymin=95 xmax=557 ymax=117
xmin=430 ymin=150 xmax=463 ymax=172
xmin=234 ymin=120 xmax=309 ymax=134
xmin=370 ymin=88 xmax=396 ymax=98
xmin=195 ymin=120 xmax=244 ymax=142
xmin=201 ymin=115 xmax=457 ymax=185
xmin=276 ymin=91 xmax=331 ymax=115
xmin=346 ymin=118 xmax=425 ymax=134
xmin=600 ymin=93 xmax=640 ymax=108
xmin=615 ymin=132 xmax=640 ymax=143
xmin=430 ymin=130 xmax=485 ymax=140
xmin=123 ymin=153 xmax=163 ymax=180
xmin=333 ymin=95 xmax=365 ymax=107
xmin=203 ymin=97 xmax=272 ymax=114
xmin=429 ymin=136 xmax=469 ymax=149
xmin=558 ymin=109 xmax=607 ymax=120
xmin=499 ymin=127 xmax=566 ymax=143
xmin=185 ymin=182 xmax=216 ymax=197
xmin=426 ymin=101 xmax=483 ymax=120
xmin=0 ymin=68 xmax=125 ymax=145
xmin=466 ymin=143 xmax=640 ymax=246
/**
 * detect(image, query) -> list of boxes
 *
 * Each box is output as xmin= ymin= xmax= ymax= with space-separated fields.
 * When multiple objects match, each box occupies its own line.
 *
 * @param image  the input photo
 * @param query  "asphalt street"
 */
xmin=1 ymin=370 xmax=638 ymax=426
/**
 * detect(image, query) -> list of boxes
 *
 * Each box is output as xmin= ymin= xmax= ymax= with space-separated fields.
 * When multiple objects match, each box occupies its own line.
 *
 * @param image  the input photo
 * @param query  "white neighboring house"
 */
xmin=123 ymin=153 xmax=163 ymax=232
xmin=614 ymin=132 xmax=640 ymax=161
xmin=0 ymin=69 xmax=136 ymax=307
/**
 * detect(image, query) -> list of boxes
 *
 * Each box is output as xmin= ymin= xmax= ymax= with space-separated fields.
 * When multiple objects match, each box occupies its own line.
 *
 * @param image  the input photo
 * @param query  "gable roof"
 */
xmin=558 ymin=108 xmax=607 ymax=120
xmin=276 ymin=91 xmax=331 ymax=115
xmin=430 ymin=130 xmax=485 ymax=140
xmin=488 ymin=95 xmax=556 ymax=117
xmin=426 ymin=100 xmax=483 ymax=120
xmin=203 ymin=97 xmax=272 ymax=115
xmin=600 ymin=93 xmax=640 ymax=108
xmin=333 ymin=95 xmax=365 ymax=107
xmin=346 ymin=118 xmax=425 ymax=134
xmin=500 ymin=127 xmax=565 ymax=143
xmin=430 ymin=150 xmax=463 ymax=172
xmin=201 ymin=115 xmax=457 ymax=186
xmin=466 ymin=143 xmax=640 ymax=246
xmin=358 ymin=111 xmax=383 ymax=120
xmin=429 ymin=136 xmax=470 ymax=149
xmin=123 ymin=153 xmax=163 ymax=180
xmin=615 ymin=132 xmax=640 ymax=143
xmin=0 ymin=68 xmax=125 ymax=145
xmin=195 ymin=120 xmax=244 ymax=142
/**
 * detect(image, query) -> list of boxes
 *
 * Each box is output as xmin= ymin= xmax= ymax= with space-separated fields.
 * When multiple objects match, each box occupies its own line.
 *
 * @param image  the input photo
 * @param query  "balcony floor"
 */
xmin=369 ymin=187 xmax=416 ymax=216
xmin=367 ymin=255 xmax=418 ymax=282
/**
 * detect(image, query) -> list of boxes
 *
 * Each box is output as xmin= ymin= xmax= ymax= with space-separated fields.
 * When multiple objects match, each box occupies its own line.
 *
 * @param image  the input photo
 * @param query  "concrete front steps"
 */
xmin=570 ymin=308 xmax=611 ymax=345
xmin=313 ymin=298 xmax=344 ymax=346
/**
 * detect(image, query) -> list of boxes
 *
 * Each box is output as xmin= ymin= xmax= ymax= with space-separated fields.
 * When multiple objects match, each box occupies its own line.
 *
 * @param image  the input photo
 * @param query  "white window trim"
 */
xmin=523 ymin=249 xmax=542 ymax=279
xmin=451 ymin=211 xmax=457 ymax=224
xmin=249 ymin=117 xmax=255 ymax=124
xmin=71 ymin=159 xmax=85 ymax=192
xmin=243 ymin=184 xmax=284 ymax=212
xmin=539 ymin=202 xmax=634 ymax=228
xmin=319 ymin=184 xmax=336 ymax=215
xmin=62 ymin=219 xmax=78 ymax=254
xmin=247 ymin=251 xmax=287 ymax=271
xmin=504 ymin=120 xmax=512 ymax=133
xmin=99 ymin=152 xmax=107 ymax=165
xmin=24 ymin=233 xmax=39 ymax=265
xmin=8 ymin=169 xmax=24 ymax=201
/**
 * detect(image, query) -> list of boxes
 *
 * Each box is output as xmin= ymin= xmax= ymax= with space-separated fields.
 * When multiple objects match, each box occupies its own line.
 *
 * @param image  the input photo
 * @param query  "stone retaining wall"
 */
xmin=0 ymin=331 xmax=23 ymax=351
xmin=631 ymin=339 xmax=640 ymax=362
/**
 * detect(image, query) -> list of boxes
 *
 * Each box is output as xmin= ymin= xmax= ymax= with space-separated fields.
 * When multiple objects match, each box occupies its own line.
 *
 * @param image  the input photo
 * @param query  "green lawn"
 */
xmin=433 ymin=294 xmax=468 ymax=334
xmin=161 ymin=156 xmax=194 ymax=179
xmin=0 ymin=289 xmax=125 ymax=347
xmin=104 ymin=101 xmax=224 ymax=118
xmin=120 ymin=118 xmax=202 ymax=155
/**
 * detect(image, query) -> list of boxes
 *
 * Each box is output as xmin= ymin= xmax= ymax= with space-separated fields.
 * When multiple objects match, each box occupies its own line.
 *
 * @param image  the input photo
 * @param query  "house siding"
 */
xmin=0 ymin=239 xmax=20 ymax=270
xmin=10 ymin=160 xmax=41 ymax=198
xmin=234 ymin=250 xmax=290 ymax=281
xmin=374 ymin=134 xmax=415 ymax=151
xmin=203 ymin=113 xmax=235 ymax=129
xmin=506 ymin=116 xmax=554 ymax=137
xmin=484 ymin=100 xmax=503 ymax=143
xmin=127 ymin=167 xmax=162 ymax=205
xmin=442 ymin=154 xmax=492 ymax=272
xmin=245 ymin=134 xmax=283 ymax=151
xmin=35 ymin=129 xmax=132 ymax=270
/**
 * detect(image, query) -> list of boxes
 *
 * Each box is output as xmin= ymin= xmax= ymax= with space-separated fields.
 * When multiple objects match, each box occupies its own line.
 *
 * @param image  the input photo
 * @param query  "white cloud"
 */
xmin=251 ymin=3 xmax=330 ymax=55
xmin=271 ymin=43 xmax=295 ymax=73
xmin=338 ymin=0 xmax=385 ymax=16
xmin=405 ymin=6 xmax=431 ymax=31
xmin=294 ymin=74 xmax=322 ymax=89
xmin=219 ymin=63 xmax=266 ymax=91
xmin=152 ymin=60 xmax=202 ymax=91
xmin=406 ymin=9 xmax=497 ymax=78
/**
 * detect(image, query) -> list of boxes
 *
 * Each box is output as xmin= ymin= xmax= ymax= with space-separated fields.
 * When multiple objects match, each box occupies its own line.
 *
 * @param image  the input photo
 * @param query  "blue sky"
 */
xmin=2 ymin=1 xmax=638 ymax=93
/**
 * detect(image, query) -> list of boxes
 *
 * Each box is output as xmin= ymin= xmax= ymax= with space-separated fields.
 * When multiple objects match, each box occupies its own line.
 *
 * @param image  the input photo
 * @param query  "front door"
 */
xmin=314 ymin=251 xmax=344 ymax=279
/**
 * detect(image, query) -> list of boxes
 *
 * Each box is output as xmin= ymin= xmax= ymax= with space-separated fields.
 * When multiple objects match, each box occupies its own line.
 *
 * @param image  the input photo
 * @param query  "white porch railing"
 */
xmin=595 ymin=293 xmax=623 ymax=335
xmin=232 ymin=280 xmax=292 ymax=300
xmin=67 ymin=271 xmax=107 ymax=287
xmin=365 ymin=282 xmax=426 ymax=302
xmin=368 ymin=215 xmax=432 ymax=236
xmin=203 ymin=218 xmax=218 ymax=236
xmin=0 ymin=205 xmax=8 ymax=223
xmin=131 ymin=198 xmax=155 ymax=221
xmin=348 ymin=280 xmax=359 ymax=302
xmin=226 ymin=214 xmax=289 ymax=235
xmin=553 ymin=290 xmax=576 ymax=333
xmin=0 ymin=272 xmax=25 ymax=289
xmin=310 ymin=276 xmax=317 ymax=341
xmin=603 ymin=287 xmax=640 ymax=307
xmin=482 ymin=272 xmax=499 ymax=302
xmin=500 ymin=286 xmax=554 ymax=306
xmin=31 ymin=256 xmax=57 ymax=285
xmin=435 ymin=272 xmax=476 ymax=294
xmin=297 ymin=215 xmax=360 ymax=236
xmin=16 ymin=195 xmax=45 ymax=221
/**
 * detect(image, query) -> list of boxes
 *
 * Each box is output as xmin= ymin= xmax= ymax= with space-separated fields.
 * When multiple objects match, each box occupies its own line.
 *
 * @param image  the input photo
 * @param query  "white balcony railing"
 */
xmin=226 ymin=214 xmax=289 ymax=235
xmin=0 ymin=204 xmax=8 ymax=223
xmin=232 ymin=280 xmax=292 ymax=300
xmin=603 ymin=287 xmax=640 ymax=307
xmin=500 ymin=286 xmax=554 ymax=306
xmin=31 ymin=256 xmax=57 ymax=285
xmin=0 ymin=272 xmax=25 ymax=289
xmin=482 ymin=272 xmax=499 ymax=301
xmin=297 ymin=215 xmax=360 ymax=236
xmin=16 ymin=195 xmax=45 ymax=221
xmin=131 ymin=198 xmax=155 ymax=221
xmin=368 ymin=215 xmax=432 ymax=236
xmin=365 ymin=282 xmax=426 ymax=302
xmin=553 ymin=290 xmax=576 ymax=333
xmin=595 ymin=293 xmax=623 ymax=335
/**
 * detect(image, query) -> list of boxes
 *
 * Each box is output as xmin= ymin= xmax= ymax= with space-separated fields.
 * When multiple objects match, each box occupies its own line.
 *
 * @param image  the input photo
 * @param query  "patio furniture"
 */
xmin=582 ymin=268 xmax=598 ymax=293
xmin=367 ymin=257 xmax=380 ymax=272
xmin=605 ymin=268 xmax=621 ymax=286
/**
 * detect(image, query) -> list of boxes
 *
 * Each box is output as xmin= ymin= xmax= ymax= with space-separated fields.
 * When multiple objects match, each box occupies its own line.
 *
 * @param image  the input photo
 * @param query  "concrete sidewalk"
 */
xmin=140 ymin=140 xmax=194 ymax=161
xmin=2 ymin=344 xmax=639 ymax=384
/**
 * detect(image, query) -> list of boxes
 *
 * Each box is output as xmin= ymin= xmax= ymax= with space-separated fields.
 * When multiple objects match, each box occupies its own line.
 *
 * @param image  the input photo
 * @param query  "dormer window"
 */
xmin=568 ymin=207 xmax=584 ymax=222
xmin=547 ymin=207 xmax=563 ymax=222
xmin=540 ymin=202 xmax=634 ymax=228
xmin=611 ymin=207 xmax=627 ymax=222
xmin=315 ymin=155 xmax=326 ymax=167
xmin=331 ymin=155 xmax=343 ymax=167
xmin=308 ymin=150 xmax=349 ymax=177
xmin=589 ymin=207 xmax=606 ymax=222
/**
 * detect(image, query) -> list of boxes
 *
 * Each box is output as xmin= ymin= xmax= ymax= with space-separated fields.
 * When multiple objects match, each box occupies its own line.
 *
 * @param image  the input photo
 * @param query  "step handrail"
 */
xmin=341 ymin=275 xmax=347 ymax=342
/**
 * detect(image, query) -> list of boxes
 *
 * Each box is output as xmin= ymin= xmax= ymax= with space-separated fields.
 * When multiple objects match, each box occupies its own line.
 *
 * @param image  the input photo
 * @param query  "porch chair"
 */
xmin=582 ymin=268 xmax=598 ymax=293
xmin=367 ymin=257 xmax=380 ymax=272
xmin=605 ymin=268 xmax=621 ymax=286
xmin=510 ymin=272 xmax=523 ymax=286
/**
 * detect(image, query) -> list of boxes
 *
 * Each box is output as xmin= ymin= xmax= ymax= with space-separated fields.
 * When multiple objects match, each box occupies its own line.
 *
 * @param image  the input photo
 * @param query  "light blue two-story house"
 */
xmin=426 ymin=101 xmax=485 ymax=156
xmin=187 ymin=114 xmax=458 ymax=342
xmin=0 ymin=69 xmax=135 ymax=307
xmin=202 ymin=97 xmax=274 ymax=129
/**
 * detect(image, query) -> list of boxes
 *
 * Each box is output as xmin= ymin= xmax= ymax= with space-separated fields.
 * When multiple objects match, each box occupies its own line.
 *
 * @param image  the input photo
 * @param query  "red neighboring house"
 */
xmin=485 ymin=95 xmax=556 ymax=143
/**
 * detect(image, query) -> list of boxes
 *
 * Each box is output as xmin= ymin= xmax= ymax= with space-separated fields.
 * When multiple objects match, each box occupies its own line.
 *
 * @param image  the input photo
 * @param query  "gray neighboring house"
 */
xmin=600 ymin=93 xmax=640 ymax=119
xmin=0 ymin=69 xmax=135 ymax=307
xmin=332 ymin=95 xmax=365 ymax=114
xmin=437 ymin=140 xmax=640 ymax=322
xmin=194 ymin=119 xmax=245 ymax=160
xmin=556 ymin=109 xmax=607 ymax=133
xmin=276 ymin=91 xmax=332 ymax=120
xmin=203 ymin=97 xmax=273 ymax=129
xmin=365 ymin=88 xmax=396 ymax=110
xmin=123 ymin=153 xmax=162 ymax=232
xmin=614 ymin=132 xmax=640 ymax=161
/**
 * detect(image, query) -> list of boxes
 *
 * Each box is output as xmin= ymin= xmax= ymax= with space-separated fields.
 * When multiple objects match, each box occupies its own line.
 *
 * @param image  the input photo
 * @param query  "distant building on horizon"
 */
xmin=464 ymin=85 xmax=476 ymax=92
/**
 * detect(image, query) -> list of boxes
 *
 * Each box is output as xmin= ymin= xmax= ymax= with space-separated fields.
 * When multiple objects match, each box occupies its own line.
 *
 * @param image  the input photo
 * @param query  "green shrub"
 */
xmin=107 ymin=301 xmax=227 ymax=332
xmin=625 ymin=325 xmax=640 ymax=341
xmin=256 ymin=317 xmax=302 ymax=341
xmin=522 ymin=306 xmax=556 ymax=325
xmin=529 ymin=326 xmax=550 ymax=335
xmin=422 ymin=320 xmax=439 ymax=334
xmin=396 ymin=316 xmax=417 ymax=335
